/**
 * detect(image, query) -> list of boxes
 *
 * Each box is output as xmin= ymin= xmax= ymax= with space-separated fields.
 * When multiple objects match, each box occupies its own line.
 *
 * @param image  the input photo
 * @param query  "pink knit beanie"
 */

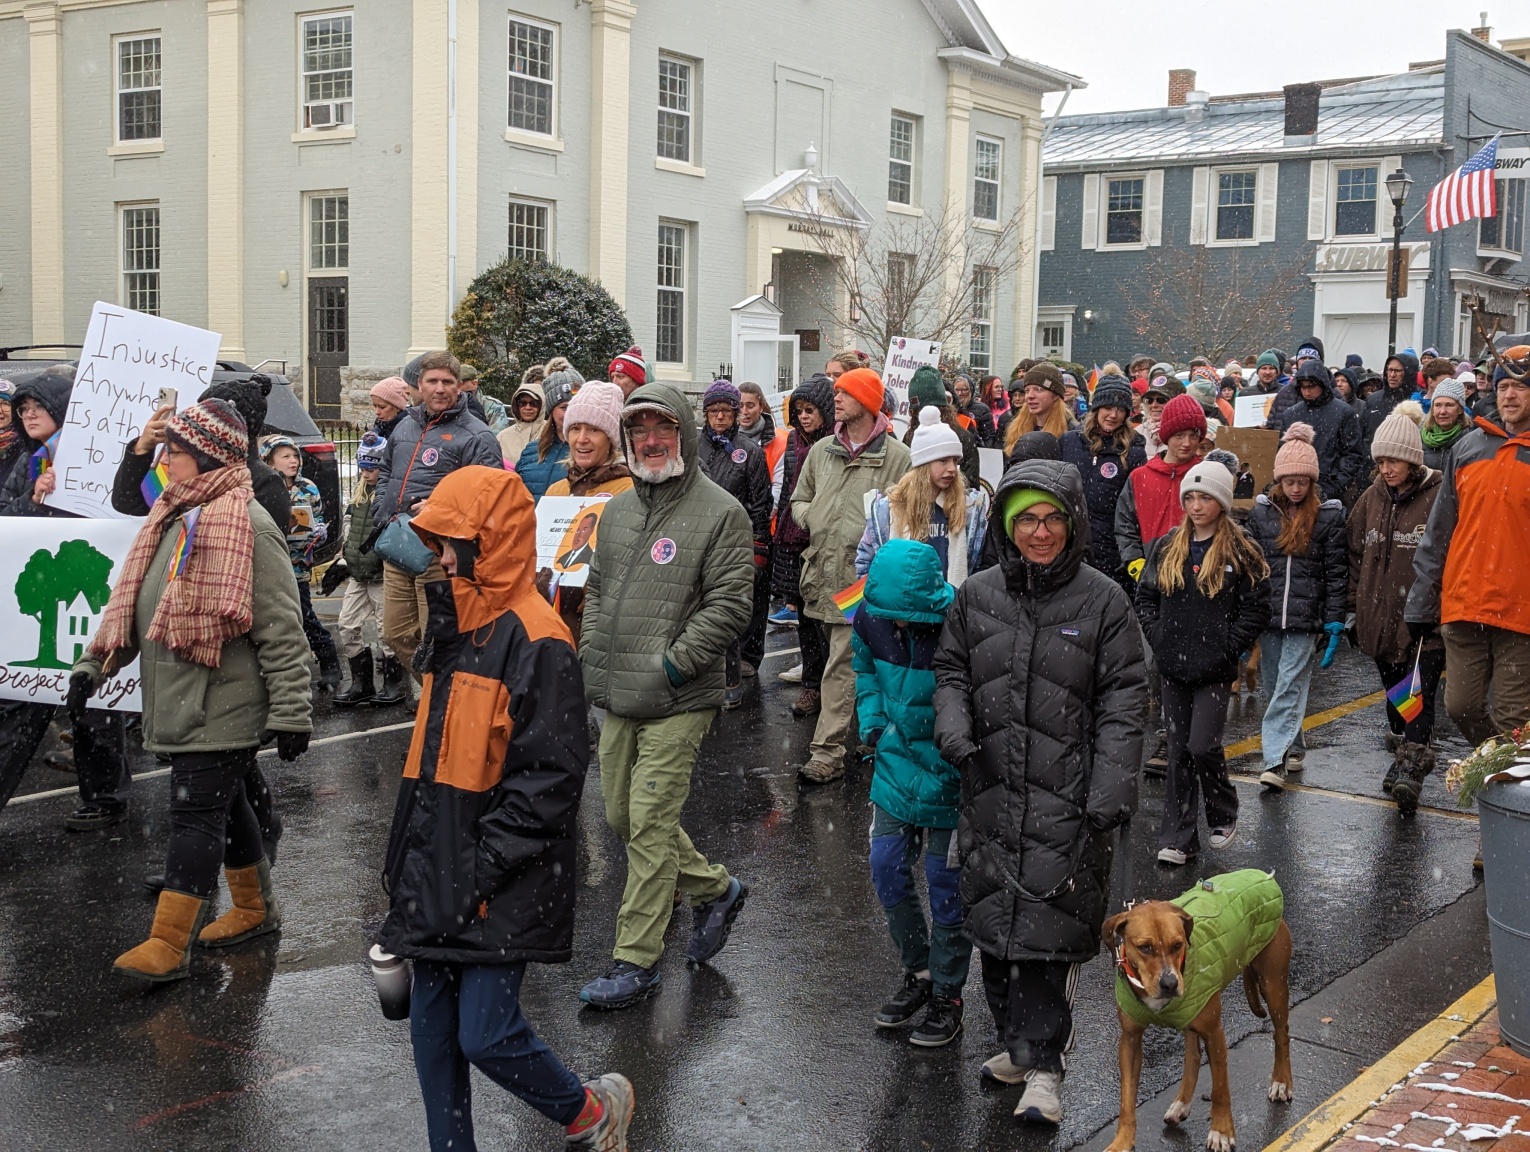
xmin=1273 ymin=422 xmax=1320 ymax=480
xmin=562 ymin=380 xmax=624 ymax=446
xmin=370 ymin=376 xmax=411 ymax=411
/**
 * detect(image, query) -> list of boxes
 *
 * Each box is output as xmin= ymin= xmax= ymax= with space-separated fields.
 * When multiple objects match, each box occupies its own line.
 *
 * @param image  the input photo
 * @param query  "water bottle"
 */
xmin=369 ymin=944 xmax=412 ymax=1020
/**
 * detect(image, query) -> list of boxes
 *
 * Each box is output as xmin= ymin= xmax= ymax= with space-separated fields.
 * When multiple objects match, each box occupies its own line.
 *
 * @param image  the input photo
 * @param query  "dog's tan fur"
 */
xmin=1103 ymin=901 xmax=1293 ymax=1152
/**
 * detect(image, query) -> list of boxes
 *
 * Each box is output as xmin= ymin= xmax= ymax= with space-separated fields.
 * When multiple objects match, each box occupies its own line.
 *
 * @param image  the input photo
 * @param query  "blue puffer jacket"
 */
xmin=515 ymin=436 xmax=570 ymax=501
xmin=853 ymin=539 xmax=959 ymax=829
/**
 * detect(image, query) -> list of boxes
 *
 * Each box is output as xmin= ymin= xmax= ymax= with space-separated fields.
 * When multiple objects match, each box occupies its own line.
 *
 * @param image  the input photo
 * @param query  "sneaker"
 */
xmin=1208 ymin=823 xmax=1237 ymax=850
xmin=722 ymin=683 xmax=745 ymax=711
xmin=1145 ymin=730 xmax=1168 ymax=778
xmin=873 ymin=971 xmax=931 ymax=1028
xmin=1284 ymin=748 xmax=1305 ymax=774
xmin=768 ymin=606 xmax=799 ymax=628
xmin=687 ymin=877 xmax=748 ymax=965
xmin=567 ymin=1073 xmax=635 ymax=1151
xmin=981 ymin=1051 xmax=1030 ymax=1086
xmin=741 ymin=661 xmax=757 ymax=680
xmin=1157 ymin=846 xmax=1189 ymax=866
xmin=910 ymin=994 xmax=963 ymax=1048
xmin=798 ymin=758 xmax=844 ymax=785
xmin=63 ymin=799 xmax=126 ymax=831
xmin=1260 ymin=764 xmax=1288 ymax=791
xmin=779 ymin=662 xmax=804 ymax=684
xmin=789 ymin=688 xmax=821 ymax=718
xmin=1015 ymin=1070 xmax=1064 ymax=1124
xmin=579 ymin=961 xmax=661 ymax=1009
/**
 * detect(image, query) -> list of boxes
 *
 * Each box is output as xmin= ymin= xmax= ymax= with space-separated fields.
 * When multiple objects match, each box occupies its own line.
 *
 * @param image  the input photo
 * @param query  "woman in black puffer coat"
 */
xmin=1058 ymin=375 xmax=1146 ymax=591
xmin=934 ymin=459 xmax=1146 ymax=1103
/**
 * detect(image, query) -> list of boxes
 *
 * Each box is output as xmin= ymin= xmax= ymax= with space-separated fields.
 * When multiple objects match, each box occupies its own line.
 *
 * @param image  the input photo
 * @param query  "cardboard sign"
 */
xmin=978 ymin=447 xmax=1006 ymax=494
xmin=1216 ymin=428 xmax=1279 ymax=511
xmin=1233 ymin=393 xmax=1277 ymax=428
xmin=46 ymin=303 xmax=221 ymax=519
xmin=0 ymin=519 xmax=143 ymax=710
xmin=881 ymin=337 xmax=941 ymax=435
xmin=536 ymin=495 xmax=612 ymax=590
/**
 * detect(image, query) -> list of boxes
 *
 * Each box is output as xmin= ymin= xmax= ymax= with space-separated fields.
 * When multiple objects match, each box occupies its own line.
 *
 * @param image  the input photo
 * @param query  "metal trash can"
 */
xmin=1479 ymin=779 xmax=1530 ymax=1056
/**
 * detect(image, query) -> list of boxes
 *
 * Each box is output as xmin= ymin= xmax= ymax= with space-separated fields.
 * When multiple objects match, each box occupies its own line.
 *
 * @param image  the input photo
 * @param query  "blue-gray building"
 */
xmin=1036 ymin=28 xmax=1530 ymax=370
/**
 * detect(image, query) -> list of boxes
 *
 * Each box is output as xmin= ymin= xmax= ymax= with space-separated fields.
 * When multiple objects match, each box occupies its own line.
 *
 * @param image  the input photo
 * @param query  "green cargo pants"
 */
xmin=599 ymin=710 xmax=732 ymax=969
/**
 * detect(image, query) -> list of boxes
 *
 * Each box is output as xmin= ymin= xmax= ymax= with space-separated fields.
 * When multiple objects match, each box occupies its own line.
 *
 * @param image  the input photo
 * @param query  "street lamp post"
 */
xmin=1385 ymin=167 xmax=1414 ymax=357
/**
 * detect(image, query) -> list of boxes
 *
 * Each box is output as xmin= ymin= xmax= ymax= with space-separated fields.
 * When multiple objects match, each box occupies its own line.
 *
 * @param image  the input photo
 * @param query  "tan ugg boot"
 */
xmin=114 ymin=890 xmax=208 ymax=982
xmin=199 ymin=859 xmax=281 ymax=947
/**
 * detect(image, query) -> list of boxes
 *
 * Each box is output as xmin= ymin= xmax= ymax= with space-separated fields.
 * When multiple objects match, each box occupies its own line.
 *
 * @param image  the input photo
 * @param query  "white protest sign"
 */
xmin=881 ymin=337 xmax=941 ymax=435
xmin=1233 ymin=393 xmax=1276 ymax=428
xmin=978 ymin=447 xmax=1006 ymax=494
xmin=0 ymin=518 xmax=142 ymax=711
xmin=535 ymin=495 xmax=613 ymax=590
xmin=47 ymin=303 xmax=221 ymax=519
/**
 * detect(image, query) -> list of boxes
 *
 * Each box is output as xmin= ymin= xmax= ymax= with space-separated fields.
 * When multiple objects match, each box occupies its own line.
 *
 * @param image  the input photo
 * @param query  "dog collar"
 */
xmin=1114 ymin=946 xmax=1146 ymax=991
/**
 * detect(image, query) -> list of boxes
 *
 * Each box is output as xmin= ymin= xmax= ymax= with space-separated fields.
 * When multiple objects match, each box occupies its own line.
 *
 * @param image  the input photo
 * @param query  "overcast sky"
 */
xmin=978 ymin=1 xmax=1515 ymax=116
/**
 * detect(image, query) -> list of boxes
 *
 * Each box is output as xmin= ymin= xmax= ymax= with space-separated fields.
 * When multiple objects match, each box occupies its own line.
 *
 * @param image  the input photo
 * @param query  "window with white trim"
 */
xmin=1333 ymin=165 xmax=1378 ymax=236
xmin=1214 ymin=170 xmax=1257 ymax=241
xmin=656 ymin=222 xmax=687 ymax=364
xmin=974 ymin=136 xmax=1001 ymax=221
xmin=888 ymin=115 xmax=915 ymax=205
xmin=120 ymin=203 xmax=160 ymax=315
xmin=1480 ymin=178 xmax=1526 ymax=256
xmin=508 ymin=199 xmax=550 ymax=261
xmin=657 ymin=55 xmax=692 ymax=162
xmin=1105 ymin=176 xmax=1144 ymax=245
xmin=887 ymin=252 xmax=916 ymax=298
xmin=309 ymin=194 xmax=349 ymax=270
xmin=116 ymin=35 xmax=161 ymax=142
xmin=508 ymin=15 xmax=556 ymax=136
xmin=969 ymin=266 xmax=995 ymax=373
xmin=1040 ymin=323 xmax=1065 ymax=349
xmin=300 ymin=13 xmax=352 ymax=129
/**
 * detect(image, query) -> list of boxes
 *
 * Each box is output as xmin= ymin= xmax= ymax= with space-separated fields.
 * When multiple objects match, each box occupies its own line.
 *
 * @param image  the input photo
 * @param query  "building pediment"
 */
xmin=744 ymin=170 xmax=872 ymax=230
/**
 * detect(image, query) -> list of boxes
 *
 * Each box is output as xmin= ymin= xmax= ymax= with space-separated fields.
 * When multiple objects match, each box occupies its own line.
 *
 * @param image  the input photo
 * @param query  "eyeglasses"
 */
xmin=1012 ymin=512 xmax=1069 ymax=536
xmin=628 ymin=421 xmax=680 ymax=442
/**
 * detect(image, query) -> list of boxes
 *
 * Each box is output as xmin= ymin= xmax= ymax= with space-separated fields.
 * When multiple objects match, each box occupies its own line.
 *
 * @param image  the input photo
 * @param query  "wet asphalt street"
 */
xmin=0 ymin=616 xmax=1491 ymax=1152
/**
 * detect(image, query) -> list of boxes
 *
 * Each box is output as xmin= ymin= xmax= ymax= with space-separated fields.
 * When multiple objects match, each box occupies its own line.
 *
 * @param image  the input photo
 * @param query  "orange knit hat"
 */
xmin=834 ymin=367 xmax=884 ymax=416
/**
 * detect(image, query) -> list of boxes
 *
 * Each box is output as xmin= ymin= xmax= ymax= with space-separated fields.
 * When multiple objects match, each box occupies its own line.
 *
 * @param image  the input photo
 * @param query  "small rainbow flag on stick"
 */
xmin=1386 ymin=646 xmax=1425 ymax=723
xmin=140 ymin=460 xmax=170 ymax=508
xmin=832 ymin=576 xmax=867 ymax=623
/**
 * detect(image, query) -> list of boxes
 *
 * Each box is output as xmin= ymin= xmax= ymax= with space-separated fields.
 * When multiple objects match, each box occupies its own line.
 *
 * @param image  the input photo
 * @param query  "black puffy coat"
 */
xmin=933 ymin=460 xmax=1147 ymax=963
xmin=1360 ymin=353 xmax=1422 ymax=452
xmin=1245 ymin=495 xmax=1348 ymax=633
xmin=0 ymin=368 xmax=74 ymax=517
xmin=1136 ymin=530 xmax=1272 ymax=686
xmin=696 ymin=421 xmax=771 ymax=544
xmin=1269 ymin=363 xmax=1365 ymax=501
xmin=1058 ymin=427 xmax=1147 ymax=581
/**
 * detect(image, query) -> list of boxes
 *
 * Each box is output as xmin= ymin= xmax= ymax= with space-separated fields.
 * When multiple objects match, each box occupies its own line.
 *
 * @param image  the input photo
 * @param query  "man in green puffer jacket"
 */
xmin=577 ymin=383 xmax=753 ymax=1009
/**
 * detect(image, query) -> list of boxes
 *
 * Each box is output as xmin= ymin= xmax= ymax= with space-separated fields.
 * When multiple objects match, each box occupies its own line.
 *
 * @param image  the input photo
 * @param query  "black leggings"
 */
xmin=1159 ymin=678 xmax=1237 ymax=854
xmin=163 ymin=748 xmax=266 ymax=897
xmin=1376 ymin=649 xmax=1446 ymax=745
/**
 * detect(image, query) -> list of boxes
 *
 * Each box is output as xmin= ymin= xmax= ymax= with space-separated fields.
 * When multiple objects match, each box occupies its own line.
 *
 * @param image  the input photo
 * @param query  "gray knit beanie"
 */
xmin=1370 ymin=410 xmax=1425 ymax=466
xmin=1179 ymin=461 xmax=1235 ymax=514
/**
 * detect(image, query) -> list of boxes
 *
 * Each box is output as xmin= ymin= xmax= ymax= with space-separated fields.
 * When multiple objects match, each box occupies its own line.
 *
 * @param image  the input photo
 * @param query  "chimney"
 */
xmin=1473 ymin=11 xmax=1493 ymax=42
xmin=1168 ymin=69 xmax=1196 ymax=107
xmin=1283 ymin=82 xmax=1321 ymax=138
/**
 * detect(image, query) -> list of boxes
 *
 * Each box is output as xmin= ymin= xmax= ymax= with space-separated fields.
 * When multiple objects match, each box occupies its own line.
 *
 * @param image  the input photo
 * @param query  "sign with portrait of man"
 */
xmin=535 ymin=495 xmax=613 ymax=589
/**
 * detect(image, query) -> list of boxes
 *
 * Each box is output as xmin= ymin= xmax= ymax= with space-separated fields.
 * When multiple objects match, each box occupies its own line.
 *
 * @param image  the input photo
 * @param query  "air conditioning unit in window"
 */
xmin=307 ymin=102 xmax=353 ymax=129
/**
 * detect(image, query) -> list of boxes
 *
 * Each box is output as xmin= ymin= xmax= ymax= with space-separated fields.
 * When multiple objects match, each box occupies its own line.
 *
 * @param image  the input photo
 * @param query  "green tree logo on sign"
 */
xmin=14 ymin=540 xmax=116 ymax=669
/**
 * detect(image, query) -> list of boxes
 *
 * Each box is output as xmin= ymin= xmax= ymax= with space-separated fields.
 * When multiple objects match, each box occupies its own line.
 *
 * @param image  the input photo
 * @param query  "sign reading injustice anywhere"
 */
xmin=46 ymin=303 xmax=221 ymax=519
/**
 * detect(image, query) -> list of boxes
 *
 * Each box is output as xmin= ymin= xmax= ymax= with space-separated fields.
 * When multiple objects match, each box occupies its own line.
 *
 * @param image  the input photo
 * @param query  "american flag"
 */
xmin=1426 ymin=136 xmax=1499 ymax=233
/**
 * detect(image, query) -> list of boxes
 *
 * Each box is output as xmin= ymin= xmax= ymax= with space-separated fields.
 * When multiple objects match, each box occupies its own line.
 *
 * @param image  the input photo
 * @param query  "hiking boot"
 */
xmin=567 ymin=1073 xmax=635 ymax=1151
xmin=798 ymin=758 xmax=843 ymax=785
xmin=1208 ymin=822 xmax=1237 ymax=850
xmin=687 ymin=877 xmax=748 ymax=965
xmin=371 ymin=656 xmax=409 ymax=707
xmin=779 ymin=662 xmax=804 ymax=684
xmin=1145 ymin=730 xmax=1168 ymax=778
xmin=1259 ymin=762 xmax=1288 ymax=791
xmin=1391 ymin=741 xmax=1435 ymax=816
xmin=910 ymin=994 xmax=963 ymax=1048
xmin=790 ymin=688 xmax=821 ymax=718
xmin=981 ymin=1051 xmax=1030 ymax=1086
xmin=334 ymin=650 xmax=375 ymax=708
xmin=1284 ymin=747 xmax=1305 ymax=774
xmin=1381 ymin=755 xmax=1404 ymax=794
xmin=1156 ymin=847 xmax=1190 ymax=866
xmin=64 ymin=799 xmax=126 ymax=831
xmin=873 ymin=971 xmax=931 ymax=1028
xmin=579 ymin=961 xmax=661 ymax=1009
xmin=722 ymin=682 xmax=745 ymax=711
xmin=1015 ymin=1070 xmax=1064 ymax=1123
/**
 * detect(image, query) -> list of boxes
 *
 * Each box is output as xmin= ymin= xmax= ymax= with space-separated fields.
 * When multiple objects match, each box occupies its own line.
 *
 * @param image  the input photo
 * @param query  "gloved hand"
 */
xmin=662 ymin=656 xmax=686 ymax=688
xmin=275 ymin=731 xmax=310 ymax=762
xmin=1127 ymin=558 xmax=1146 ymax=583
xmin=65 ymin=670 xmax=96 ymax=723
xmin=319 ymin=561 xmax=350 ymax=596
xmin=1407 ymin=620 xmax=1438 ymax=644
xmin=1320 ymin=622 xmax=1345 ymax=669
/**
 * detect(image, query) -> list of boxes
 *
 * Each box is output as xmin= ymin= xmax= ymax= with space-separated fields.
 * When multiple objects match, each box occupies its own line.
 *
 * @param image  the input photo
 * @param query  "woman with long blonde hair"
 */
xmin=1003 ymin=363 xmax=1074 ymax=456
xmin=1135 ymin=461 xmax=1271 ymax=865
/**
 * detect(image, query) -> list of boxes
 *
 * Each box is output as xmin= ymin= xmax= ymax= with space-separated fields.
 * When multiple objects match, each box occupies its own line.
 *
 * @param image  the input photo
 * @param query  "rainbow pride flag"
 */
xmin=1386 ymin=658 xmax=1424 ymax=723
xmin=28 ymin=430 xmax=61 ymax=482
xmin=832 ymin=576 xmax=867 ymax=623
xmin=1086 ymin=365 xmax=1101 ymax=394
xmin=140 ymin=460 xmax=170 ymax=508
xmin=167 ymin=507 xmax=200 ymax=581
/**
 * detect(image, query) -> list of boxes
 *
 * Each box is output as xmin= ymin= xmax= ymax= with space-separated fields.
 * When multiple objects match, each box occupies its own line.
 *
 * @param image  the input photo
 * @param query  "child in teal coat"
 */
xmin=854 ymin=538 xmax=968 ymax=1049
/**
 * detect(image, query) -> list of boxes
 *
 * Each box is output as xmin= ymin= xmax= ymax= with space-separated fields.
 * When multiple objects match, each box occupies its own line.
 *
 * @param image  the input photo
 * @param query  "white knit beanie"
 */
xmin=1180 ymin=461 xmax=1235 ymax=514
xmin=908 ymin=406 xmax=963 ymax=468
xmin=1370 ymin=408 xmax=1425 ymax=466
xmin=562 ymin=380 xmax=624 ymax=446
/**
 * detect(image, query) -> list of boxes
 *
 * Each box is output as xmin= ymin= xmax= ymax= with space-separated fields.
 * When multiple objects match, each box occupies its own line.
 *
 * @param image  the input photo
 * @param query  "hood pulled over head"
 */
xmin=990 ymin=458 xmax=1090 ymax=593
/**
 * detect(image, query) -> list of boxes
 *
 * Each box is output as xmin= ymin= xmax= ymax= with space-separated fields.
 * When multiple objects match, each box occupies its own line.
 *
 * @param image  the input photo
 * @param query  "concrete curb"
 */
xmin=1261 ymin=974 xmax=1498 ymax=1152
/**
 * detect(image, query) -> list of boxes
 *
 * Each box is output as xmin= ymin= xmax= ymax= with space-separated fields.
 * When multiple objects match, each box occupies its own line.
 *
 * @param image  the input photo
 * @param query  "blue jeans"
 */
xmin=869 ymin=804 xmax=970 ymax=997
xmin=409 ymin=960 xmax=586 ymax=1152
xmin=1260 ymin=630 xmax=1317 ymax=770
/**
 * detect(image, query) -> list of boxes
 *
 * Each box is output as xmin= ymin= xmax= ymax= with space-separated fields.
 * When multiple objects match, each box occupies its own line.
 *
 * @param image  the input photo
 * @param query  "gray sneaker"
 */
xmin=568 ymin=1073 xmax=634 ymax=1151
xmin=980 ymin=1050 xmax=1030 ymax=1086
xmin=1259 ymin=763 xmax=1288 ymax=791
xmin=1015 ymin=1070 xmax=1064 ymax=1123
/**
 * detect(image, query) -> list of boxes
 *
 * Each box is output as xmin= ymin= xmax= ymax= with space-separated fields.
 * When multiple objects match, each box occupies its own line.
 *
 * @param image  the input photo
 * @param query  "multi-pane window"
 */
xmin=1040 ymin=323 xmax=1065 ymax=349
xmin=1481 ymin=179 xmax=1527 ymax=255
xmin=656 ymin=223 xmax=687 ymax=364
xmin=887 ymin=252 xmax=916 ymax=299
xmin=888 ymin=115 xmax=914 ymax=205
xmin=508 ymin=200 xmax=550 ymax=260
xmin=1335 ymin=166 xmax=1378 ymax=235
xmin=116 ymin=36 xmax=161 ymax=142
xmin=508 ymin=16 xmax=556 ymax=136
xmin=657 ymin=56 xmax=692 ymax=163
xmin=302 ymin=12 xmax=354 ymax=128
xmin=121 ymin=204 xmax=160 ymax=315
xmin=974 ymin=136 xmax=1001 ymax=221
xmin=1215 ymin=171 xmax=1257 ymax=240
xmin=969 ymin=267 xmax=995 ymax=373
xmin=309 ymin=195 xmax=349 ymax=270
xmin=1105 ymin=177 xmax=1144 ymax=245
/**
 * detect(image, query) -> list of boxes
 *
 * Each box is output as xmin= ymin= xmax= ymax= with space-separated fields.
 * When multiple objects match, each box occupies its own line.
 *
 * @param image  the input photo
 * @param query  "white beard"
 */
xmin=633 ymin=452 xmax=684 ymax=484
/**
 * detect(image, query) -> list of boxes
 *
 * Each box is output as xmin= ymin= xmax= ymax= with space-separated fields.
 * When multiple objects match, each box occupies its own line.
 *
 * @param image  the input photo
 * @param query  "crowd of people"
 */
xmin=3 ymin=328 xmax=1527 ymax=1151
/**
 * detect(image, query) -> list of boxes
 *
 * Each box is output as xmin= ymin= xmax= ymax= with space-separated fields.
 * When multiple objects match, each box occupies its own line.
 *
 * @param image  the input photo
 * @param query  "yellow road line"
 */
xmin=1224 ymin=690 xmax=1387 ymax=760
xmin=1261 ymin=975 xmax=1497 ymax=1152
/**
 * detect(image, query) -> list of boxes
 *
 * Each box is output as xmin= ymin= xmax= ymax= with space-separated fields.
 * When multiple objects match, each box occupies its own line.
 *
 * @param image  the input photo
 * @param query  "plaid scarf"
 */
xmin=91 ymin=464 xmax=256 ymax=672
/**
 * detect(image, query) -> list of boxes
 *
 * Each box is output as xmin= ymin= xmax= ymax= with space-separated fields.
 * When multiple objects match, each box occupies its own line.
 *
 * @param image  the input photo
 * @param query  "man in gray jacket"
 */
xmin=577 ymin=383 xmax=753 ymax=1009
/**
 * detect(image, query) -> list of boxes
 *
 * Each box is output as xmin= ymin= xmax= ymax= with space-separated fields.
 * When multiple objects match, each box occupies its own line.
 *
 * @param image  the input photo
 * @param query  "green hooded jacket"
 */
xmin=1115 ymin=869 xmax=1284 ymax=1031
xmin=579 ymin=383 xmax=754 ymax=719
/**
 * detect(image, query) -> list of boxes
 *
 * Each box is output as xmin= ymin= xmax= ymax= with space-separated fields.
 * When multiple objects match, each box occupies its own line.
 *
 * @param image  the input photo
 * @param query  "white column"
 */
xmin=1013 ymin=116 xmax=1043 ymax=360
xmin=940 ymin=65 xmax=973 ymax=308
xmin=26 ymin=2 xmax=64 ymax=344
xmin=589 ymin=0 xmax=635 ymax=305
xmin=408 ymin=0 xmax=449 ymax=356
xmin=207 ymin=0 xmax=246 ymax=359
